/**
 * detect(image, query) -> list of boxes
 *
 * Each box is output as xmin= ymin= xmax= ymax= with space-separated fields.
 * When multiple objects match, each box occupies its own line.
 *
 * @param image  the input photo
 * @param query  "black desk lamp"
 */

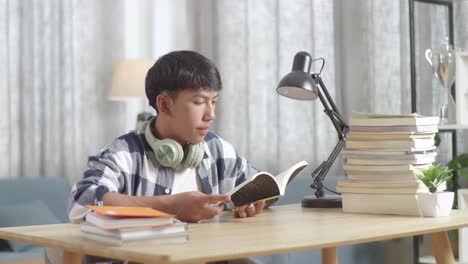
xmin=276 ymin=51 xmax=349 ymax=208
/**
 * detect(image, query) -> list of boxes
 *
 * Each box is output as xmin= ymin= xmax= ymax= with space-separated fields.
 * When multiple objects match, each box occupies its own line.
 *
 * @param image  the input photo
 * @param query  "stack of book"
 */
xmin=81 ymin=205 xmax=188 ymax=245
xmin=338 ymin=112 xmax=441 ymax=216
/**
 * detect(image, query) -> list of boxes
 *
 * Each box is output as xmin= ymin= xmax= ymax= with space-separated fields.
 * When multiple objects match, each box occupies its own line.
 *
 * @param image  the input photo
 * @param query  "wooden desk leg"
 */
xmin=322 ymin=247 xmax=338 ymax=264
xmin=62 ymin=250 xmax=83 ymax=264
xmin=429 ymin=231 xmax=455 ymax=264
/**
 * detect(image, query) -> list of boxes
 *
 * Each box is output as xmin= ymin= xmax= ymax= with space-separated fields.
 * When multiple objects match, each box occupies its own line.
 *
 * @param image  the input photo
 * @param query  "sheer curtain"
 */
xmin=1 ymin=0 xmax=468 ymax=186
xmin=0 ymin=0 xmax=132 ymax=181
xmin=202 ymin=0 xmax=411 ymax=176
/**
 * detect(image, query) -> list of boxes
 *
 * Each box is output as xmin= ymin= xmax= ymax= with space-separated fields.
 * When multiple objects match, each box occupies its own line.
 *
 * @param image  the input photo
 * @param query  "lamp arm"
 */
xmin=312 ymin=74 xmax=349 ymax=139
xmin=309 ymin=74 xmax=349 ymax=198
xmin=311 ymin=139 xmax=346 ymax=198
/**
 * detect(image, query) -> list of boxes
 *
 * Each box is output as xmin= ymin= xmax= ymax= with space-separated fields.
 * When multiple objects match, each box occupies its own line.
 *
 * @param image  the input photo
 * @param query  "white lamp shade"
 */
xmin=109 ymin=59 xmax=155 ymax=100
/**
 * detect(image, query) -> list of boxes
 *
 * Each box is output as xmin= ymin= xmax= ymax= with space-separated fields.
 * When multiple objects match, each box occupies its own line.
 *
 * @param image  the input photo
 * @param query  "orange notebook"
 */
xmin=87 ymin=206 xmax=173 ymax=218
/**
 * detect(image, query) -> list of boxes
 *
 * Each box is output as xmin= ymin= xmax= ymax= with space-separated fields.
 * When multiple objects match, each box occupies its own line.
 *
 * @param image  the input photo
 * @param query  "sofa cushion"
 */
xmin=0 ymin=178 xmax=70 ymax=223
xmin=0 ymin=200 xmax=61 ymax=252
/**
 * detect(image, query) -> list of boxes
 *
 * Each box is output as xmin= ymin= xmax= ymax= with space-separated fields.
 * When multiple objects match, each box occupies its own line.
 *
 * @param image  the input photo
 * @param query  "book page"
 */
xmin=275 ymin=160 xmax=309 ymax=195
xmin=226 ymin=160 xmax=308 ymax=207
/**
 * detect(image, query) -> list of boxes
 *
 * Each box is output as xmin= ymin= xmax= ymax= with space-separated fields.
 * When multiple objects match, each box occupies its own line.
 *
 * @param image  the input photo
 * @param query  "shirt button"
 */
xmin=165 ymin=188 xmax=170 ymax=194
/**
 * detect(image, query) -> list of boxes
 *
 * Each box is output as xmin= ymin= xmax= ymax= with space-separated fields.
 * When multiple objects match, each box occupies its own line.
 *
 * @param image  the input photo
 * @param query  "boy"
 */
xmin=68 ymin=50 xmax=265 ymax=223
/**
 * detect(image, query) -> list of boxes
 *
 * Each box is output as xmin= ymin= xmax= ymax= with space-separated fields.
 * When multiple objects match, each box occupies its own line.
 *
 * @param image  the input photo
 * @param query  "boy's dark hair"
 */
xmin=145 ymin=50 xmax=222 ymax=112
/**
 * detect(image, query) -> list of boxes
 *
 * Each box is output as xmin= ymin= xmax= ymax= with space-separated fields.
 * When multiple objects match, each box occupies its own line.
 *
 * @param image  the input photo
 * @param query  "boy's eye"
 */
xmin=212 ymin=101 xmax=217 ymax=105
xmin=194 ymin=101 xmax=204 ymax=105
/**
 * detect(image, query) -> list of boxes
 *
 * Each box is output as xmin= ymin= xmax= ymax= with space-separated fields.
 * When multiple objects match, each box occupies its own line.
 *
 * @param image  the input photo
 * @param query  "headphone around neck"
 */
xmin=144 ymin=118 xmax=204 ymax=169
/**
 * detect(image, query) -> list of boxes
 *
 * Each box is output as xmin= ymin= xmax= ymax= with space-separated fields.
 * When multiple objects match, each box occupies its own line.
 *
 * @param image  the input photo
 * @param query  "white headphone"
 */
xmin=144 ymin=118 xmax=204 ymax=169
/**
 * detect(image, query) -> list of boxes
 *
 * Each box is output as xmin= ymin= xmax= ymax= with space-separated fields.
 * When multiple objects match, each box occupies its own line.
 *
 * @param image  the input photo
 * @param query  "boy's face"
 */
xmin=165 ymin=88 xmax=218 ymax=145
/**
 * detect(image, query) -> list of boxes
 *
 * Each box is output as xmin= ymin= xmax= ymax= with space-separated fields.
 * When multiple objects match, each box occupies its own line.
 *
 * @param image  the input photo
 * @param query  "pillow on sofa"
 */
xmin=0 ymin=200 xmax=62 ymax=252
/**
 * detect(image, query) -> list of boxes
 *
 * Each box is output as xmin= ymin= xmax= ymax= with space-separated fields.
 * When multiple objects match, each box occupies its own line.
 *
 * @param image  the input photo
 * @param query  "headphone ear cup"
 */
xmin=181 ymin=143 xmax=204 ymax=168
xmin=154 ymin=139 xmax=184 ymax=168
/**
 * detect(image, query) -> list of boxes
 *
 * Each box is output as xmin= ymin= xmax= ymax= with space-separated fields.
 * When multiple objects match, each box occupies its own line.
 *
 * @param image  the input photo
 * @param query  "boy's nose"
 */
xmin=204 ymin=106 xmax=215 ymax=121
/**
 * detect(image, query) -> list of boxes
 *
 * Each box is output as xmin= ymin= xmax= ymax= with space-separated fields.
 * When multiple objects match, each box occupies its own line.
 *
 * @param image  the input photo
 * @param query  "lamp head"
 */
xmin=276 ymin=51 xmax=318 ymax=101
xmin=109 ymin=59 xmax=155 ymax=100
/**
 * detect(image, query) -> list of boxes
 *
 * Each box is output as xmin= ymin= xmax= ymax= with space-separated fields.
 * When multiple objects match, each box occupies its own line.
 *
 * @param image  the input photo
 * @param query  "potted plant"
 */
xmin=417 ymin=164 xmax=454 ymax=217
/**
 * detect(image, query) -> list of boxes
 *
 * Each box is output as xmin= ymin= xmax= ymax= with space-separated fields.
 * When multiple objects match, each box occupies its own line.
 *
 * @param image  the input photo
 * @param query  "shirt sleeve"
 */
xmin=68 ymin=147 xmax=126 ymax=223
xmin=232 ymin=154 xmax=258 ymax=186
xmin=213 ymin=136 xmax=258 ymax=194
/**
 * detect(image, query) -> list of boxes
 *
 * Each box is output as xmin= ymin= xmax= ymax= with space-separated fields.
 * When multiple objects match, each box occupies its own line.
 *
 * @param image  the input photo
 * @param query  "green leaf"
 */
xmin=417 ymin=165 xmax=453 ymax=193
xmin=434 ymin=133 xmax=441 ymax=147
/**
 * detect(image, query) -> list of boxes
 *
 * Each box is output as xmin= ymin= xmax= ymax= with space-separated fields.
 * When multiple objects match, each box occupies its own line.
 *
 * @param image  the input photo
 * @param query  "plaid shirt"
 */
xmin=68 ymin=119 xmax=257 ymax=222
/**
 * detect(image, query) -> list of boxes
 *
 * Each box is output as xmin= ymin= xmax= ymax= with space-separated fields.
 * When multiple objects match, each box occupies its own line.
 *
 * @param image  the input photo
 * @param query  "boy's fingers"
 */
xmin=205 ymin=194 xmax=231 ymax=204
xmin=255 ymin=201 xmax=265 ymax=213
xmin=201 ymin=206 xmax=223 ymax=219
xmin=246 ymin=204 xmax=256 ymax=216
xmin=236 ymin=205 xmax=248 ymax=218
xmin=238 ymin=209 xmax=247 ymax=218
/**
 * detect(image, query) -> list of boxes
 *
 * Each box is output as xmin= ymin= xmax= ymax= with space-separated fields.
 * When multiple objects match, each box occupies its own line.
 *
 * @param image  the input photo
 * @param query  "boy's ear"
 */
xmin=156 ymin=94 xmax=173 ymax=115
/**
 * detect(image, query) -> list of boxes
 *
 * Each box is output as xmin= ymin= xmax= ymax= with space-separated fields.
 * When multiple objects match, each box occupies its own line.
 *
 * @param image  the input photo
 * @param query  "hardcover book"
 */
xmin=80 ymin=221 xmax=187 ymax=240
xmin=85 ymin=206 xmax=175 ymax=229
xmin=345 ymin=138 xmax=435 ymax=149
xmin=82 ymin=231 xmax=188 ymax=246
xmin=344 ymin=163 xmax=431 ymax=172
xmin=350 ymin=111 xmax=440 ymax=126
xmin=342 ymin=193 xmax=422 ymax=216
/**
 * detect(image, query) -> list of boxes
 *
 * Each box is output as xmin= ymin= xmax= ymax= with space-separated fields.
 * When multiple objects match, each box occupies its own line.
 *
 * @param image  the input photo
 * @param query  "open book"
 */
xmin=226 ymin=160 xmax=308 ymax=207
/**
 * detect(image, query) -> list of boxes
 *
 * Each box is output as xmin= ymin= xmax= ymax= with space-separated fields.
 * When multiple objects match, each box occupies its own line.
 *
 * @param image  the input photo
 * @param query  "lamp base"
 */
xmin=301 ymin=195 xmax=342 ymax=208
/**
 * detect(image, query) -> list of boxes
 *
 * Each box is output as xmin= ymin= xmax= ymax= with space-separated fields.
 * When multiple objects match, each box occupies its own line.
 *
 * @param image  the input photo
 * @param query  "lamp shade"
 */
xmin=276 ymin=51 xmax=318 ymax=101
xmin=109 ymin=59 xmax=155 ymax=100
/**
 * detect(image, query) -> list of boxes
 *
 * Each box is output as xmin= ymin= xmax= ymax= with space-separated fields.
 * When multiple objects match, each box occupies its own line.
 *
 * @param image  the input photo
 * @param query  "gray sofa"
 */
xmin=0 ymin=177 xmax=70 ymax=263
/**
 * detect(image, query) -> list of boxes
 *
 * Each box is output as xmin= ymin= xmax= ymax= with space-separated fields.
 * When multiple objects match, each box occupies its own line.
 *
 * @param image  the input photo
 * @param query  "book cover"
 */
xmin=80 ymin=221 xmax=187 ymax=240
xmin=341 ymin=193 xmax=422 ymax=216
xmin=337 ymin=180 xmax=446 ymax=194
xmin=345 ymin=156 xmax=435 ymax=165
xmin=337 ymin=186 xmax=425 ymax=194
xmin=345 ymin=138 xmax=435 ymax=149
xmin=346 ymin=132 xmax=435 ymax=140
xmin=342 ymin=148 xmax=437 ymax=156
xmin=343 ymin=146 xmax=436 ymax=154
xmin=350 ymin=111 xmax=439 ymax=126
xmin=338 ymin=180 xmax=423 ymax=188
xmin=349 ymin=125 xmax=438 ymax=133
xmin=338 ymin=179 xmax=425 ymax=188
xmin=85 ymin=211 xmax=174 ymax=230
xmin=87 ymin=206 xmax=173 ymax=218
xmin=82 ymin=231 xmax=188 ymax=246
xmin=346 ymin=174 xmax=420 ymax=181
xmin=227 ymin=160 xmax=308 ymax=207
xmin=344 ymin=163 xmax=430 ymax=172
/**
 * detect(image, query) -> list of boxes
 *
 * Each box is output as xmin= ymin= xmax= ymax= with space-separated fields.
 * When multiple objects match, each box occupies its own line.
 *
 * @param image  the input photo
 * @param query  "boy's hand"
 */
xmin=167 ymin=191 xmax=230 ymax=223
xmin=233 ymin=200 xmax=265 ymax=218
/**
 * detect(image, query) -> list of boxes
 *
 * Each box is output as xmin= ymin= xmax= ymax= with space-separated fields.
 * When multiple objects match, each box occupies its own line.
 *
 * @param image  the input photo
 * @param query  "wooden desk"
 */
xmin=1 ymin=204 xmax=468 ymax=264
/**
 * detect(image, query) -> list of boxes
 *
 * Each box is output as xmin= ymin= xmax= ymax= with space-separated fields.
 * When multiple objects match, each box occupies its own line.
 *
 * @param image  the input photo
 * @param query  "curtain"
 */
xmin=1 ymin=0 xmax=468 ymax=186
xmin=0 ymin=0 xmax=135 ymax=182
xmin=203 ymin=0 xmax=411 ymax=176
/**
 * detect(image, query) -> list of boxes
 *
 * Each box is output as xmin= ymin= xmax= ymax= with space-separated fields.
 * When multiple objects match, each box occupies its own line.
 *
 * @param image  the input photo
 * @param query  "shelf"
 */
xmin=456 ymin=53 xmax=468 ymax=127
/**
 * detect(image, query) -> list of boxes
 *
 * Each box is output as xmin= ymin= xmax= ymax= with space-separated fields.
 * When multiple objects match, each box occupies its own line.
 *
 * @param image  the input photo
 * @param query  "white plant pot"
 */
xmin=417 ymin=191 xmax=454 ymax=217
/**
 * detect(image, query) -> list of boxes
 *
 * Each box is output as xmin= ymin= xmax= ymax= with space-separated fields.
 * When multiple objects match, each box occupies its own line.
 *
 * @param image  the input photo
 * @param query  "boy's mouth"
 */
xmin=198 ymin=127 xmax=209 ymax=135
